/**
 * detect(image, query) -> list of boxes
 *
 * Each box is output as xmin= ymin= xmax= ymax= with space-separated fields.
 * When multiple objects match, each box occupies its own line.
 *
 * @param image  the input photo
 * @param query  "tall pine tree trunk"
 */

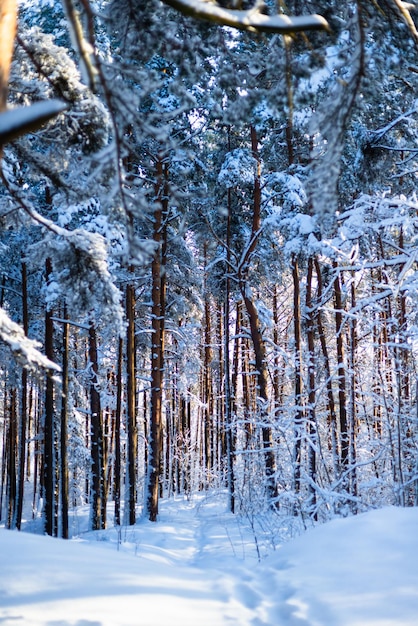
xmin=44 ymin=258 xmax=55 ymax=536
xmin=292 ymin=253 xmax=303 ymax=496
xmin=333 ymin=263 xmax=349 ymax=494
xmin=114 ymin=337 xmax=123 ymax=526
xmin=16 ymin=261 xmax=28 ymax=530
xmin=125 ymin=283 xmax=137 ymax=525
xmin=147 ymin=157 xmax=167 ymax=521
xmin=89 ymin=322 xmax=106 ymax=530
xmin=239 ymin=126 xmax=277 ymax=504
xmin=305 ymin=257 xmax=317 ymax=517
xmin=60 ymin=306 xmax=69 ymax=538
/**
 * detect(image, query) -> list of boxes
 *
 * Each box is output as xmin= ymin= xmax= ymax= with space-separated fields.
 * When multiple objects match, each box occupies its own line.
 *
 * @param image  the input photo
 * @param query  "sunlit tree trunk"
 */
xmin=44 ymin=258 xmax=55 ymax=536
xmin=349 ymin=272 xmax=358 ymax=509
xmin=202 ymin=245 xmax=213 ymax=479
xmin=6 ymin=387 xmax=17 ymax=529
xmin=114 ymin=337 xmax=123 ymax=526
xmin=239 ymin=126 xmax=277 ymax=504
xmin=225 ymin=179 xmax=235 ymax=513
xmin=0 ymin=0 xmax=16 ymax=114
xmin=125 ymin=282 xmax=137 ymax=525
xmin=89 ymin=322 xmax=106 ymax=530
xmin=315 ymin=259 xmax=339 ymax=473
xmin=147 ymin=157 xmax=167 ymax=521
xmin=305 ymin=257 xmax=317 ymax=517
xmin=60 ymin=306 xmax=69 ymax=538
xmin=333 ymin=263 xmax=349 ymax=494
xmin=292 ymin=253 xmax=303 ymax=496
xmin=16 ymin=261 xmax=28 ymax=530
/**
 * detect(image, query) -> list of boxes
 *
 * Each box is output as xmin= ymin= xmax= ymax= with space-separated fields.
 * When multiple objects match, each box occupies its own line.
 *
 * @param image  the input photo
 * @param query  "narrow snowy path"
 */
xmin=2 ymin=495 xmax=418 ymax=626
xmin=0 ymin=495 xmax=277 ymax=626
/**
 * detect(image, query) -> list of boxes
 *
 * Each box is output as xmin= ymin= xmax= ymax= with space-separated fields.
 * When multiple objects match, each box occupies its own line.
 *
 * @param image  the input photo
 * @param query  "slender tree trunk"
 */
xmin=225 ymin=179 xmax=235 ymax=513
xmin=16 ymin=261 xmax=28 ymax=530
xmin=292 ymin=254 xmax=303 ymax=496
xmin=203 ymin=246 xmax=213 ymax=479
xmin=315 ymin=260 xmax=339 ymax=470
xmin=125 ymin=282 xmax=137 ymax=525
xmin=349 ymin=273 xmax=358 ymax=509
xmin=44 ymin=258 xmax=55 ymax=536
xmin=239 ymin=126 xmax=277 ymax=504
xmin=147 ymin=158 xmax=167 ymax=521
xmin=60 ymin=306 xmax=69 ymax=538
xmin=7 ymin=388 xmax=17 ymax=529
xmin=333 ymin=262 xmax=349 ymax=493
xmin=114 ymin=337 xmax=123 ymax=526
xmin=89 ymin=322 xmax=105 ymax=530
xmin=305 ymin=257 xmax=317 ymax=518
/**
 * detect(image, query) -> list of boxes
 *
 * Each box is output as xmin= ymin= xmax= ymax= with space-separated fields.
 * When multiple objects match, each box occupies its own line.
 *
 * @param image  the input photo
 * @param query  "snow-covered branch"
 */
xmin=0 ymin=307 xmax=60 ymax=375
xmin=0 ymin=100 xmax=67 ymax=147
xmin=161 ymin=0 xmax=329 ymax=33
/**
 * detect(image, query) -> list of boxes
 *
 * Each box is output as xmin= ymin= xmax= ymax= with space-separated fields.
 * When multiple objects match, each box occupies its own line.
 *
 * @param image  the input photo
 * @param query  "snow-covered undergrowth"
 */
xmin=1 ymin=492 xmax=418 ymax=625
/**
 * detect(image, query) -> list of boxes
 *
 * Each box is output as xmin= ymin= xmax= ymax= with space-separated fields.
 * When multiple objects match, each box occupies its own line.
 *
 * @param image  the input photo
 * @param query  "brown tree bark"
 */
xmin=44 ymin=258 xmax=55 ymax=536
xmin=314 ymin=259 xmax=339 ymax=470
xmin=305 ymin=257 xmax=317 ymax=517
xmin=89 ymin=322 xmax=106 ymax=530
xmin=6 ymin=388 xmax=17 ymax=529
xmin=114 ymin=337 xmax=123 ymax=526
xmin=16 ymin=261 xmax=28 ymax=530
xmin=125 ymin=283 xmax=137 ymax=525
xmin=147 ymin=158 xmax=168 ymax=521
xmin=60 ymin=306 xmax=69 ymax=538
xmin=0 ymin=0 xmax=16 ymax=114
xmin=292 ymin=254 xmax=304 ymax=496
xmin=333 ymin=262 xmax=349 ymax=486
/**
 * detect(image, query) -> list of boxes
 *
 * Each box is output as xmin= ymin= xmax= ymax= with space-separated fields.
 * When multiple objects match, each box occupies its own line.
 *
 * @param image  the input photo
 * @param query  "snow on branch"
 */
xmin=161 ymin=0 xmax=329 ymax=34
xmin=307 ymin=10 xmax=364 ymax=232
xmin=0 ymin=100 xmax=67 ymax=147
xmin=0 ymin=307 xmax=60 ymax=375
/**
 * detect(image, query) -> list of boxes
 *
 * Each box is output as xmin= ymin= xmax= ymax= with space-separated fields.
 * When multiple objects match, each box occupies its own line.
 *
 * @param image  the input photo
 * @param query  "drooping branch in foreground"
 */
xmin=161 ymin=0 xmax=329 ymax=33
xmin=0 ymin=307 xmax=60 ymax=375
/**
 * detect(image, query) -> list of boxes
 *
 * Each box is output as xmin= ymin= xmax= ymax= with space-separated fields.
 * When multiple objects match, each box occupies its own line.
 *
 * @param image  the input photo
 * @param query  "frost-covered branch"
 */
xmin=391 ymin=0 xmax=418 ymax=46
xmin=161 ymin=0 xmax=329 ymax=33
xmin=0 ymin=307 xmax=60 ymax=375
xmin=61 ymin=0 xmax=98 ymax=91
xmin=307 ymin=9 xmax=365 ymax=231
xmin=0 ymin=100 xmax=67 ymax=147
xmin=0 ymin=169 xmax=125 ymax=331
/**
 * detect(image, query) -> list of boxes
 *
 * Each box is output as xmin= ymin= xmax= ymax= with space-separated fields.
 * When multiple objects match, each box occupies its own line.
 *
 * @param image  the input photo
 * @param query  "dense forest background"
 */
xmin=2 ymin=0 xmax=418 ymax=538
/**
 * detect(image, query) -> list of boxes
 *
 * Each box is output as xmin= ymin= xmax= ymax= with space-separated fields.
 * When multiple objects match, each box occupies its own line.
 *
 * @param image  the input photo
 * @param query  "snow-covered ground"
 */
xmin=1 ymin=493 xmax=418 ymax=625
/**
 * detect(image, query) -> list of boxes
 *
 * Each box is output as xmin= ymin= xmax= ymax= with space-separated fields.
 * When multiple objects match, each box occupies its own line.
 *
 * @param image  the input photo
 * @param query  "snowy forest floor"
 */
xmin=1 ymin=492 xmax=418 ymax=626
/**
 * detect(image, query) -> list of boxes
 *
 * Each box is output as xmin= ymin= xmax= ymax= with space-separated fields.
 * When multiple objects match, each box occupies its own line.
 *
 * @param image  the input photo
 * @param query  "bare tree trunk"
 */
xmin=60 ymin=306 xmax=69 ymax=538
xmin=114 ymin=337 xmax=123 ymax=526
xmin=314 ymin=259 xmax=339 ymax=473
xmin=147 ymin=158 xmax=167 ymax=522
xmin=203 ymin=245 xmax=213 ymax=478
xmin=44 ymin=258 xmax=55 ymax=536
xmin=125 ymin=283 xmax=137 ymax=525
xmin=292 ymin=254 xmax=304 ymax=496
xmin=16 ymin=261 xmax=28 ymax=530
xmin=89 ymin=322 xmax=105 ymax=530
xmin=239 ymin=126 xmax=277 ymax=504
xmin=349 ymin=273 xmax=358 ymax=509
xmin=225 ymin=177 xmax=235 ymax=513
xmin=6 ymin=388 xmax=17 ymax=529
xmin=333 ymin=262 xmax=349 ymax=492
xmin=305 ymin=257 xmax=317 ymax=518
xmin=0 ymin=0 xmax=16 ymax=114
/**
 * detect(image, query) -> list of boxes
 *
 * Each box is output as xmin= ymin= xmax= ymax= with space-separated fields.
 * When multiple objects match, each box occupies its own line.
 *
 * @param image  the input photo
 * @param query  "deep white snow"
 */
xmin=1 ymin=494 xmax=418 ymax=626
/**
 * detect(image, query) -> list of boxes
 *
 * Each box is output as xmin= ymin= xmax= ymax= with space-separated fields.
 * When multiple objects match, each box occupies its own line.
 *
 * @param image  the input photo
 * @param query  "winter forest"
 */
xmin=2 ymin=0 xmax=418 ymax=548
